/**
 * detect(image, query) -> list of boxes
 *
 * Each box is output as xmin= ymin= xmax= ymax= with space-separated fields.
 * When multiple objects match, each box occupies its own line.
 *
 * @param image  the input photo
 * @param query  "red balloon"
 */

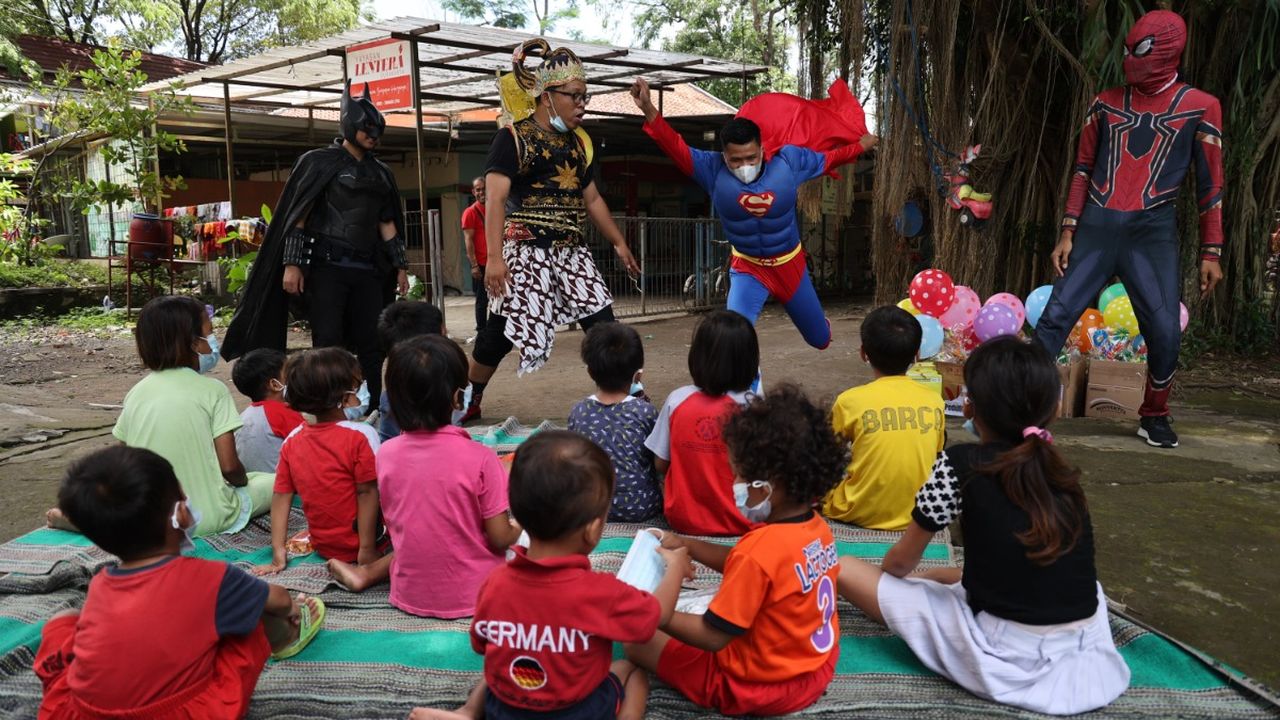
xmin=908 ymin=269 xmax=957 ymax=318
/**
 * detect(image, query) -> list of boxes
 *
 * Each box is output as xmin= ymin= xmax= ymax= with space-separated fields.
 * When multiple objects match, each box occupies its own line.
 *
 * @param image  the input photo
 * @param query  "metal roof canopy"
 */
xmin=140 ymin=17 xmax=768 ymax=116
xmin=137 ymin=17 xmax=767 ymax=307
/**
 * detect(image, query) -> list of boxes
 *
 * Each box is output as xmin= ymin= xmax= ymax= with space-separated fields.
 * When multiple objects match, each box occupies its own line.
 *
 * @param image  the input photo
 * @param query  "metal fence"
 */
xmin=403 ymin=212 xmax=868 ymax=321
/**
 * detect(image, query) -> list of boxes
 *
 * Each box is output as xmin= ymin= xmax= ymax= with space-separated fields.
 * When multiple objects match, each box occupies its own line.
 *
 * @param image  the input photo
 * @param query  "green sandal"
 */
xmin=272 ymin=596 xmax=325 ymax=661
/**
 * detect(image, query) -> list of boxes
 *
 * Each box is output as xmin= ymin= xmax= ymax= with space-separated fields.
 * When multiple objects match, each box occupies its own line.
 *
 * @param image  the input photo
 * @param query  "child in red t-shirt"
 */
xmin=252 ymin=347 xmax=391 ymax=591
xmin=409 ymin=431 xmax=693 ymax=720
xmin=644 ymin=310 xmax=760 ymax=536
xmin=35 ymin=445 xmax=323 ymax=719
xmin=629 ymin=384 xmax=850 ymax=716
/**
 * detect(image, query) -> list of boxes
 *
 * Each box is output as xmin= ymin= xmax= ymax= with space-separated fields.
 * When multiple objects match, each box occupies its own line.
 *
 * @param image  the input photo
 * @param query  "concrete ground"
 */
xmin=1 ymin=297 xmax=1277 ymax=689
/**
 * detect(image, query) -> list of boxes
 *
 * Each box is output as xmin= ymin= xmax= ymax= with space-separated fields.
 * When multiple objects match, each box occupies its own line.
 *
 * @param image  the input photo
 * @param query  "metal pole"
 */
xmin=639 ymin=220 xmax=647 ymax=315
xmin=222 ymin=82 xmax=236 ymax=216
xmin=408 ymin=40 xmax=436 ymax=306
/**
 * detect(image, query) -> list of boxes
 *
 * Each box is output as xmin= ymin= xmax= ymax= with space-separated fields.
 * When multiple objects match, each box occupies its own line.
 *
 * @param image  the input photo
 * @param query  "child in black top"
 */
xmin=837 ymin=337 xmax=1130 ymax=715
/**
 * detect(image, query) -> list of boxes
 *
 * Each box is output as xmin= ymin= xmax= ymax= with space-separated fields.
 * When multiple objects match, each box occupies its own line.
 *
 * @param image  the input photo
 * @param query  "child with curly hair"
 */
xmin=627 ymin=384 xmax=850 ymax=716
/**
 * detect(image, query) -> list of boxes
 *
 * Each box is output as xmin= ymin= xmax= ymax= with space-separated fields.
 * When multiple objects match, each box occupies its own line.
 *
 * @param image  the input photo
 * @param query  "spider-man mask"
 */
xmin=1122 ymin=10 xmax=1186 ymax=95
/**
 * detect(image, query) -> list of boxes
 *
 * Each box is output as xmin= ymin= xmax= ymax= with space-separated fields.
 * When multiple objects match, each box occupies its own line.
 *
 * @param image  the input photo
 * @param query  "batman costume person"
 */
xmin=221 ymin=82 xmax=408 ymax=406
xmin=459 ymin=39 xmax=640 ymax=423
xmin=1034 ymin=10 xmax=1225 ymax=449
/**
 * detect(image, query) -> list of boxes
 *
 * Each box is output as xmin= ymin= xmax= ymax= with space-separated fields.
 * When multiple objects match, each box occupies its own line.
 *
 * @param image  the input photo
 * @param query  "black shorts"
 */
xmin=484 ymin=672 xmax=623 ymax=719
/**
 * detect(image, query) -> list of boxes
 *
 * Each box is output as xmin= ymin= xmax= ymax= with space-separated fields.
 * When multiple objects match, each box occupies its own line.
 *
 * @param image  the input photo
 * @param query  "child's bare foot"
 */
xmin=45 ymin=508 xmax=78 ymax=531
xmin=407 ymin=681 xmax=486 ymax=719
xmin=328 ymin=558 xmax=375 ymax=591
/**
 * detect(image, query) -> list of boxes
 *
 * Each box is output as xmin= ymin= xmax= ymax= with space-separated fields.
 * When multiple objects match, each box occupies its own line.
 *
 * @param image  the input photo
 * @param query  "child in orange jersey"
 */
xmin=626 ymin=384 xmax=850 ymax=716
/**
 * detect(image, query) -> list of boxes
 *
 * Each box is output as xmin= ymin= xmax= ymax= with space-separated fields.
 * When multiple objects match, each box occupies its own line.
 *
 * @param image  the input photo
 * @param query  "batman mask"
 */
xmin=341 ymin=81 xmax=386 ymax=144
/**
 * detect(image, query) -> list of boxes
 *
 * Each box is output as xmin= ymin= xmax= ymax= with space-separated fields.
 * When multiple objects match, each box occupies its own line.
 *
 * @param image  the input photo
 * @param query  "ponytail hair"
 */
xmin=964 ymin=337 xmax=1088 ymax=566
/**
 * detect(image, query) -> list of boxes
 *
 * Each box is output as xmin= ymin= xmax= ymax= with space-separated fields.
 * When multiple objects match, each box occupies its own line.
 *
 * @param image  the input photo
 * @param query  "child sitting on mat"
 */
xmin=49 ymin=296 xmax=272 ymax=536
xmin=375 ymin=300 xmax=447 ymax=441
xmin=232 ymin=348 xmax=305 ymax=473
xmin=645 ymin=310 xmax=760 ymax=536
xmin=626 ymin=384 xmax=849 ymax=717
xmin=35 ymin=446 xmax=323 ymax=718
xmin=331 ymin=334 xmax=522 ymax=613
xmin=252 ymin=348 xmax=388 ymax=591
xmin=823 ymin=305 xmax=946 ymax=530
xmin=409 ymin=430 xmax=692 ymax=720
xmin=836 ymin=337 xmax=1130 ymax=715
xmin=568 ymin=322 xmax=661 ymax=522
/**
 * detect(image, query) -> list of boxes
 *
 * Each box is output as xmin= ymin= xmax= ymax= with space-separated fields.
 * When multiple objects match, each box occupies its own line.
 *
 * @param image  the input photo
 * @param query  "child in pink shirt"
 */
xmin=359 ymin=334 xmax=523 ymax=616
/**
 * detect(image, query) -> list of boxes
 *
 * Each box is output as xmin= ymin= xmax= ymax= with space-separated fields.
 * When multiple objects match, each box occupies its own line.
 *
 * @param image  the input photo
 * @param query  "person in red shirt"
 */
xmin=628 ymin=384 xmax=850 ymax=716
xmin=35 ymin=445 xmax=324 ymax=719
xmin=644 ymin=310 xmax=760 ymax=536
xmin=409 ymin=431 xmax=693 ymax=720
xmin=252 ymin=347 xmax=391 ymax=590
xmin=461 ymin=176 xmax=489 ymax=338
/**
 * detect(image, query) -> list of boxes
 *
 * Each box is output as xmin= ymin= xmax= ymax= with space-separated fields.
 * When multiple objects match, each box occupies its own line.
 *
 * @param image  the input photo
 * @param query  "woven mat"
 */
xmin=1 ymin=516 xmax=1276 ymax=719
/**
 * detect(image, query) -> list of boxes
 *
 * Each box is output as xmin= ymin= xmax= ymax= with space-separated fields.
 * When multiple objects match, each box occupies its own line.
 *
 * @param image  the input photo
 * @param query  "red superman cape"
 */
xmin=736 ymin=79 xmax=868 ymax=179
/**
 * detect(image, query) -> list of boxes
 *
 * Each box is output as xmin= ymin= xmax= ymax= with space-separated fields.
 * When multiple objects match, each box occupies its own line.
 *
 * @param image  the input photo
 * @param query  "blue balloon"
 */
xmin=917 ymin=315 xmax=944 ymax=359
xmin=1025 ymin=285 xmax=1054 ymax=329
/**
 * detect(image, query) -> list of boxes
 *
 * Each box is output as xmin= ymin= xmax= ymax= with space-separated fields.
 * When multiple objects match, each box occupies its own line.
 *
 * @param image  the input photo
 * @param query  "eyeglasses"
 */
xmin=549 ymin=89 xmax=591 ymax=106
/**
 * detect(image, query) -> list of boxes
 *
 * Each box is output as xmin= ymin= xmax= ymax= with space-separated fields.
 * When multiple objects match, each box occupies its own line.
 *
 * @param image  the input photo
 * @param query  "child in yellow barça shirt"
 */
xmin=823 ymin=306 xmax=945 ymax=530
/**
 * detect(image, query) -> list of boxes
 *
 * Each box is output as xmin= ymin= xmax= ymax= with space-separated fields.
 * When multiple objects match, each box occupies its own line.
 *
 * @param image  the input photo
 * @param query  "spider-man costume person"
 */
xmin=630 ymin=78 xmax=875 ymax=348
xmin=1035 ymin=10 xmax=1224 ymax=449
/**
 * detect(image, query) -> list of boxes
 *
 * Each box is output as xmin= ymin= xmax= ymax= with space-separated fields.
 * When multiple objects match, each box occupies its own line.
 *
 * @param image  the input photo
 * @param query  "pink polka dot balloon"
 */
xmin=908 ymin=269 xmax=956 ymax=318
xmin=973 ymin=302 xmax=1022 ymax=343
xmin=984 ymin=292 xmax=1026 ymax=329
xmin=938 ymin=285 xmax=980 ymax=330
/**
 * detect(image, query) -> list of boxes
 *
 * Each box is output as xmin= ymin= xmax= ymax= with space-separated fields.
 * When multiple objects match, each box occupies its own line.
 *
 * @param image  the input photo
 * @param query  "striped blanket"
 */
xmin=0 ymin=508 xmax=1275 ymax=719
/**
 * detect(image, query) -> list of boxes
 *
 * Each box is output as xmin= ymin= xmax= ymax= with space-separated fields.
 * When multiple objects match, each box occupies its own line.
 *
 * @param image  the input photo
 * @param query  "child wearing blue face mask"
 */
xmin=35 ymin=446 xmax=324 ymax=718
xmin=48 ymin=297 xmax=274 ymax=536
xmin=253 ymin=347 xmax=388 ymax=591
xmin=568 ymin=322 xmax=662 ymax=522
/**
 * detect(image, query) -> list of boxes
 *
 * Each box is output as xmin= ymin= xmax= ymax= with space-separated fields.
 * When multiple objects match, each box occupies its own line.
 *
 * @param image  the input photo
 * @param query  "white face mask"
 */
xmin=450 ymin=384 xmax=473 ymax=426
xmin=171 ymin=499 xmax=202 ymax=554
xmin=725 ymin=155 xmax=761 ymax=184
xmin=733 ymin=480 xmax=773 ymax=523
xmin=548 ymin=99 xmax=571 ymax=133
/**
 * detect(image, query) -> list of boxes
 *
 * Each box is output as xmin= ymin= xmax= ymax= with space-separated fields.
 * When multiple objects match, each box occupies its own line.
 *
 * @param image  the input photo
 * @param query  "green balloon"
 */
xmin=1098 ymin=283 xmax=1127 ymax=312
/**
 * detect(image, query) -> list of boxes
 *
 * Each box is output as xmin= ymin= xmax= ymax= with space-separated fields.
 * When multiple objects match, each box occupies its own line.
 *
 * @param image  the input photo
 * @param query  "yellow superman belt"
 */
xmin=730 ymin=244 xmax=803 ymax=267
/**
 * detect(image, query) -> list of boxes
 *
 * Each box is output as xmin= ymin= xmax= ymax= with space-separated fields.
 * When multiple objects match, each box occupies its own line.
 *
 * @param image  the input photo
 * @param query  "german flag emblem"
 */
xmin=509 ymin=656 xmax=547 ymax=691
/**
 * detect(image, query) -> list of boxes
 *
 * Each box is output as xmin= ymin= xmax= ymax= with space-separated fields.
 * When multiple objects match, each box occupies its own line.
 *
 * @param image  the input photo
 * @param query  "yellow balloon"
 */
xmin=1103 ymin=295 xmax=1140 ymax=336
xmin=898 ymin=297 xmax=922 ymax=316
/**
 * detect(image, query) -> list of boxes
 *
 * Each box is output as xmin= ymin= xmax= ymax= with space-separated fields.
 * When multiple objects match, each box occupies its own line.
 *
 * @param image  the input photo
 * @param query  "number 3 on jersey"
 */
xmin=809 ymin=575 xmax=837 ymax=653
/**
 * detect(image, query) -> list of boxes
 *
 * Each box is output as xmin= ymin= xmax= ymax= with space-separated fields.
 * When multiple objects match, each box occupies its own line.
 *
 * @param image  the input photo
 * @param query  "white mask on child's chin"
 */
xmin=733 ymin=481 xmax=773 ymax=523
xmin=450 ymin=384 xmax=473 ymax=426
xmin=171 ymin=500 xmax=202 ymax=554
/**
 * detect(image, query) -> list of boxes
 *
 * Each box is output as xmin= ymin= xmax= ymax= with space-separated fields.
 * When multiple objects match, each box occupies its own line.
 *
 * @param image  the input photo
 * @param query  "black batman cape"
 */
xmin=221 ymin=141 xmax=404 ymax=361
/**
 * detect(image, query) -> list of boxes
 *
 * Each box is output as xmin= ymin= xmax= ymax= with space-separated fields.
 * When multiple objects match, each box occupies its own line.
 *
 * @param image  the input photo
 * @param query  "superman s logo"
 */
xmin=738 ymin=191 xmax=776 ymax=217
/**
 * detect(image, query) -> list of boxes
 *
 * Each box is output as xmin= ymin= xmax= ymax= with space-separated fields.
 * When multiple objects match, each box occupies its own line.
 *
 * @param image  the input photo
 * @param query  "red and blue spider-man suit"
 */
xmin=1035 ymin=10 xmax=1223 ymax=432
xmin=642 ymin=81 xmax=868 ymax=348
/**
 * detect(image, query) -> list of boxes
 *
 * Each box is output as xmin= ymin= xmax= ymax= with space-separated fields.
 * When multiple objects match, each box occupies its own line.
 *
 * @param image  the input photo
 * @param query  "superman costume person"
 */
xmin=1035 ymin=10 xmax=1225 ymax=449
xmin=631 ymin=79 xmax=876 ymax=348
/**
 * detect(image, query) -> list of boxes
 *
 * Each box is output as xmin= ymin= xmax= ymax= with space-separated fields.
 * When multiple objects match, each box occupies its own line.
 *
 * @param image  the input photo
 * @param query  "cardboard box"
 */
xmin=935 ymin=360 xmax=967 ymax=417
xmin=1057 ymin=357 xmax=1087 ymax=418
xmin=1084 ymin=360 xmax=1148 ymax=419
xmin=907 ymin=361 xmax=941 ymax=397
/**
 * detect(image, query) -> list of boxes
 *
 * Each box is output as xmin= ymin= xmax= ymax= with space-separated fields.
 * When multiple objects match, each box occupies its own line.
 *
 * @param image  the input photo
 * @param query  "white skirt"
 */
xmin=878 ymin=575 xmax=1131 ymax=715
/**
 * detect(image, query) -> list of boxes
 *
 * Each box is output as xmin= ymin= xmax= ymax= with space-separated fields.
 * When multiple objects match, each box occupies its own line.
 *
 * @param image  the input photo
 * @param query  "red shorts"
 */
xmin=729 ymin=248 xmax=809 ymax=303
xmin=656 ymin=637 xmax=837 ymax=716
xmin=35 ymin=613 xmax=271 ymax=720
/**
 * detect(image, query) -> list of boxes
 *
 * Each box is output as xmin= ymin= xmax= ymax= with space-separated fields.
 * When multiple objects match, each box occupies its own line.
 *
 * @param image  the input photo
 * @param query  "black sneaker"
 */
xmin=1138 ymin=416 xmax=1179 ymax=448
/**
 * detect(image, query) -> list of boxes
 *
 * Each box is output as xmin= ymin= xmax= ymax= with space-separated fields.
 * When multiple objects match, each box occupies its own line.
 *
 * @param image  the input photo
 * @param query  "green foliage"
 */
xmin=29 ymin=43 xmax=194 ymax=216
xmin=6 ymin=0 xmax=367 ymax=63
xmin=630 ymin=0 xmax=794 ymax=105
xmin=0 ymin=154 xmax=53 ymax=266
xmin=0 ymin=259 xmax=108 ymax=288
xmin=441 ymin=0 xmax=532 ymax=29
